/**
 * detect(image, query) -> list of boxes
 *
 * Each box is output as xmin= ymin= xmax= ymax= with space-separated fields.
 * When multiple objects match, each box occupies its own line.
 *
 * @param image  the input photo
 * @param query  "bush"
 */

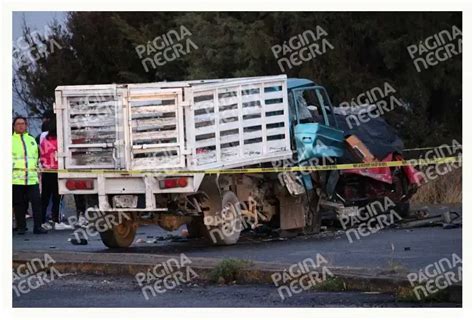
xmin=208 ymin=259 xmax=251 ymax=284
xmin=411 ymin=167 xmax=462 ymax=204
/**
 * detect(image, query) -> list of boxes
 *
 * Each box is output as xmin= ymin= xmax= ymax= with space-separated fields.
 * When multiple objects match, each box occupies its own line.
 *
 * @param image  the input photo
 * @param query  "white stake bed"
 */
xmin=55 ymin=75 xmax=292 ymax=198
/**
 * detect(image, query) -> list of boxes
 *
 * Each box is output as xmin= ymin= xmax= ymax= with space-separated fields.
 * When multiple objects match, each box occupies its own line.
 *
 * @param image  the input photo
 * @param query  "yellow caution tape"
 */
xmin=403 ymin=146 xmax=463 ymax=152
xmin=13 ymin=156 xmax=462 ymax=175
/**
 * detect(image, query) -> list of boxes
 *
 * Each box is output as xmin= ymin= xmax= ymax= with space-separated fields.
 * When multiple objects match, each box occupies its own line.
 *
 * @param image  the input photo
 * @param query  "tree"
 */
xmin=13 ymin=12 xmax=462 ymax=146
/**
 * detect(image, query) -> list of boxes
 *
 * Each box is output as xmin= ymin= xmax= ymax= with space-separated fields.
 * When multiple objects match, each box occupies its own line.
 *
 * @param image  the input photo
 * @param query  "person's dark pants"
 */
xmin=13 ymin=184 xmax=42 ymax=231
xmin=41 ymin=173 xmax=60 ymax=223
xmin=74 ymin=194 xmax=86 ymax=218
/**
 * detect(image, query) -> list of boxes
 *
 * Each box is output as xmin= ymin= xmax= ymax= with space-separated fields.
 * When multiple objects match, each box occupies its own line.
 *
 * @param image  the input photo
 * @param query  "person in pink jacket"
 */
xmin=40 ymin=119 xmax=71 ymax=230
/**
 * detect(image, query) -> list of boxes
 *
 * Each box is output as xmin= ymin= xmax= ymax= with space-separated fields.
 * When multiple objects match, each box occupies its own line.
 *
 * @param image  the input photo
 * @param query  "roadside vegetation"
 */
xmin=312 ymin=277 xmax=347 ymax=291
xmin=411 ymin=167 xmax=462 ymax=204
xmin=208 ymin=259 xmax=251 ymax=284
xmin=396 ymin=286 xmax=450 ymax=303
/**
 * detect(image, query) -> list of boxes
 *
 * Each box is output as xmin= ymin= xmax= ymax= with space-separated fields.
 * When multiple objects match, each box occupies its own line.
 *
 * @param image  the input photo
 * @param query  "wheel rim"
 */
xmin=221 ymin=200 xmax=241 ymax=233
xmin=222 ymin=201 xmax=237 ymax=221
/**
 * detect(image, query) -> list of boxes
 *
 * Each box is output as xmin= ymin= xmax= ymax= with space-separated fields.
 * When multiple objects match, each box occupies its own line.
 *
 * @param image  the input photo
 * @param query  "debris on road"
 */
xmin=442 ymin=223 xmax=461 ymax=229
xmin=397 ymin=208 xmax=461 ymax=229
xmin=71 ymin=238 xmax=88 ymax=245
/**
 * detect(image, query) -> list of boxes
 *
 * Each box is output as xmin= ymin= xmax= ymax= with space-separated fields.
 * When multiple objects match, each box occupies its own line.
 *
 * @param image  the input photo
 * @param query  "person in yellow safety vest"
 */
xmin=12 ymin=116 xmax=48 ymax=235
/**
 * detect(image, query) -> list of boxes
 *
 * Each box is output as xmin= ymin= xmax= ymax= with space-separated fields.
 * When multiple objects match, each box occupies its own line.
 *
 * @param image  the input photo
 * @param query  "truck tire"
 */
xmin=305 ymin=191 xmax=321 ymax=234
xmin=393 ymin=170 xmax=411 ymax=218
xmin=205 ymin=191 xmax=242 ymax=245
xmin=99 ymin=216 xmax=137 ymax=248
xmin=395 ymin=201 xmax=410 ymax=218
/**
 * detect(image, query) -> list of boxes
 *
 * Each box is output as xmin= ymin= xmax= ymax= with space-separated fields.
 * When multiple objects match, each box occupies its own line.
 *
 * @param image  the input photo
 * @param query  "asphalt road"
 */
xmin=13 ymin=205 xmax=462 ymax=271
xmin=12 ymin=204 xmax=462 ymax=308
xmin=13 ymin=274 xmax=459 ymax=307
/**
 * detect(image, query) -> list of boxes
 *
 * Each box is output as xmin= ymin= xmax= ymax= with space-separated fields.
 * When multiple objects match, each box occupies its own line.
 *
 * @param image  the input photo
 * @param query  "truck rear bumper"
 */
xmin=59 ymin=172 xmax=205 ymax=212
xmin=58 ymin=172 xmax=204 ymax=195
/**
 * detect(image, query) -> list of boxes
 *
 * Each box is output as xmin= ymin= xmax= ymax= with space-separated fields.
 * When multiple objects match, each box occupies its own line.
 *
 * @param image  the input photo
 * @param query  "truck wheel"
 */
xmin=99 ymin=216 xmax=137 ymax=248
xmin=395 ymin=201 xmax=410 ymax=218
xmin=205 ymin=191 xmax=242 ymax=245
xmin=305 ymin=191 xmax=321 ymax=234
xmin=393 ymin=170 xmax=411 ymax=218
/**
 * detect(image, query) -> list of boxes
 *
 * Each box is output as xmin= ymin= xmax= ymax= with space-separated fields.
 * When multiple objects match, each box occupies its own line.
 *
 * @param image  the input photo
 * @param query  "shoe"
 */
xmin=42 ymin=222 xmax=53 ymax=230
xmin=17 ymin=228 xmax=26 ymax=235
xmin=33 ymin=228 xmax=48 ymax=234
xmin=77 ymin=216 xmax=89 ymax=227
xmin=54 ymin=222 xmax=74 ymax=230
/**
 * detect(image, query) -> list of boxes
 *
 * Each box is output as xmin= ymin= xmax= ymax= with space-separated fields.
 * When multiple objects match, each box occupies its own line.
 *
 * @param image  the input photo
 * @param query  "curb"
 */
xmin=13 ymin=250 xmax=461 ymax=303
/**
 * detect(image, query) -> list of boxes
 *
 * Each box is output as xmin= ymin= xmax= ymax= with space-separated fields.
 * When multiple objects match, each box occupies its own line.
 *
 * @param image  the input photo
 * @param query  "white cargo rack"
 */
xmin=185 ymin=75 xmax=291 ymax=169
xmin=55 ymin=75 xmax=292 ymax=195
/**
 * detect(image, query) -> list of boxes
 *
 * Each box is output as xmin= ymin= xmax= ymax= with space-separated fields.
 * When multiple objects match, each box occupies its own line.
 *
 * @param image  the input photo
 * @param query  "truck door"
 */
xmin=57 ymin=86 xmax=126 ymax=170
xmin=127 ymin=85 xmax=185 ymax=170
xmin=291 ymin=86 xmax=344 ymax=162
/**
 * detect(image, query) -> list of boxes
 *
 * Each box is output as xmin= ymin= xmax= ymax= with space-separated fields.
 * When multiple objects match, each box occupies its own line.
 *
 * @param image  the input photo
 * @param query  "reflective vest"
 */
xmin=12 ymin=132 xmax=39 ymax=185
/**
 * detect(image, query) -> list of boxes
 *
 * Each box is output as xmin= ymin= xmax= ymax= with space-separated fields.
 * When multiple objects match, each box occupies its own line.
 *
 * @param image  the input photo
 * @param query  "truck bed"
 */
xmin=55 ymin=75 xmax=292 ymax=175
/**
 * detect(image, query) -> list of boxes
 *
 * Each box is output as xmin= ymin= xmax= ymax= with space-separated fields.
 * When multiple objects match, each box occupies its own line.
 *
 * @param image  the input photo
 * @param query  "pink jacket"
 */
xmin=40 ymin=135 xmax=58 ymax=169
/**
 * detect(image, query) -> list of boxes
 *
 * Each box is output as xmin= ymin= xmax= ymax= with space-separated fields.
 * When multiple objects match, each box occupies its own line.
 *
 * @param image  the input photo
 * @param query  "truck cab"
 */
xmin=287 ymin=79 xmax=345 ymax=164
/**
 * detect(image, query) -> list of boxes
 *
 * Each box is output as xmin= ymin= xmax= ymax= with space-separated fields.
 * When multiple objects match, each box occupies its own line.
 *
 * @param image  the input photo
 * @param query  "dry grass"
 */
xmin=411 ymin=167 xmax=462 ymax=204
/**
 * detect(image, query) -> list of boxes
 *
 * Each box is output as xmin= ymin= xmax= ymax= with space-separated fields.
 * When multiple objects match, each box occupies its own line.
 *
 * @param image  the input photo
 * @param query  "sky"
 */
xmin=13 ymin=11 xmax=66 ymax=39
xmin=12 ymin=12 xmax=67 ymax=134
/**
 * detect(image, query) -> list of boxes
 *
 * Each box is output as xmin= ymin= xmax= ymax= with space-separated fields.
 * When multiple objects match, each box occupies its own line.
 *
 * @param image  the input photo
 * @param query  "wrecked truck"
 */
xmin=54 ymin=75 xmax=419 ymax=248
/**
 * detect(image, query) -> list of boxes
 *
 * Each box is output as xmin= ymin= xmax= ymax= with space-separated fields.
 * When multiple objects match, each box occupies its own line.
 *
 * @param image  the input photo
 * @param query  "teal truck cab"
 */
xmin=284 ymin=78 xmax=418 ymax=225
xmin=288 ymin=78 xmax=345 ymax=161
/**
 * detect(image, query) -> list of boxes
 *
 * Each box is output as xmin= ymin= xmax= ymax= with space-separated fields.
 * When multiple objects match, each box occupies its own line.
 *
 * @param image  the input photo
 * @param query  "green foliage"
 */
xmin=14 ymin=12 xmax=461 ymax=147
xmin=209 ymin=258 xmax=251 ymax=284
xmin=312 ymin=276 xmax=347 ymax=291
xmin=396 ymin=286 xmax=450 ymax=303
